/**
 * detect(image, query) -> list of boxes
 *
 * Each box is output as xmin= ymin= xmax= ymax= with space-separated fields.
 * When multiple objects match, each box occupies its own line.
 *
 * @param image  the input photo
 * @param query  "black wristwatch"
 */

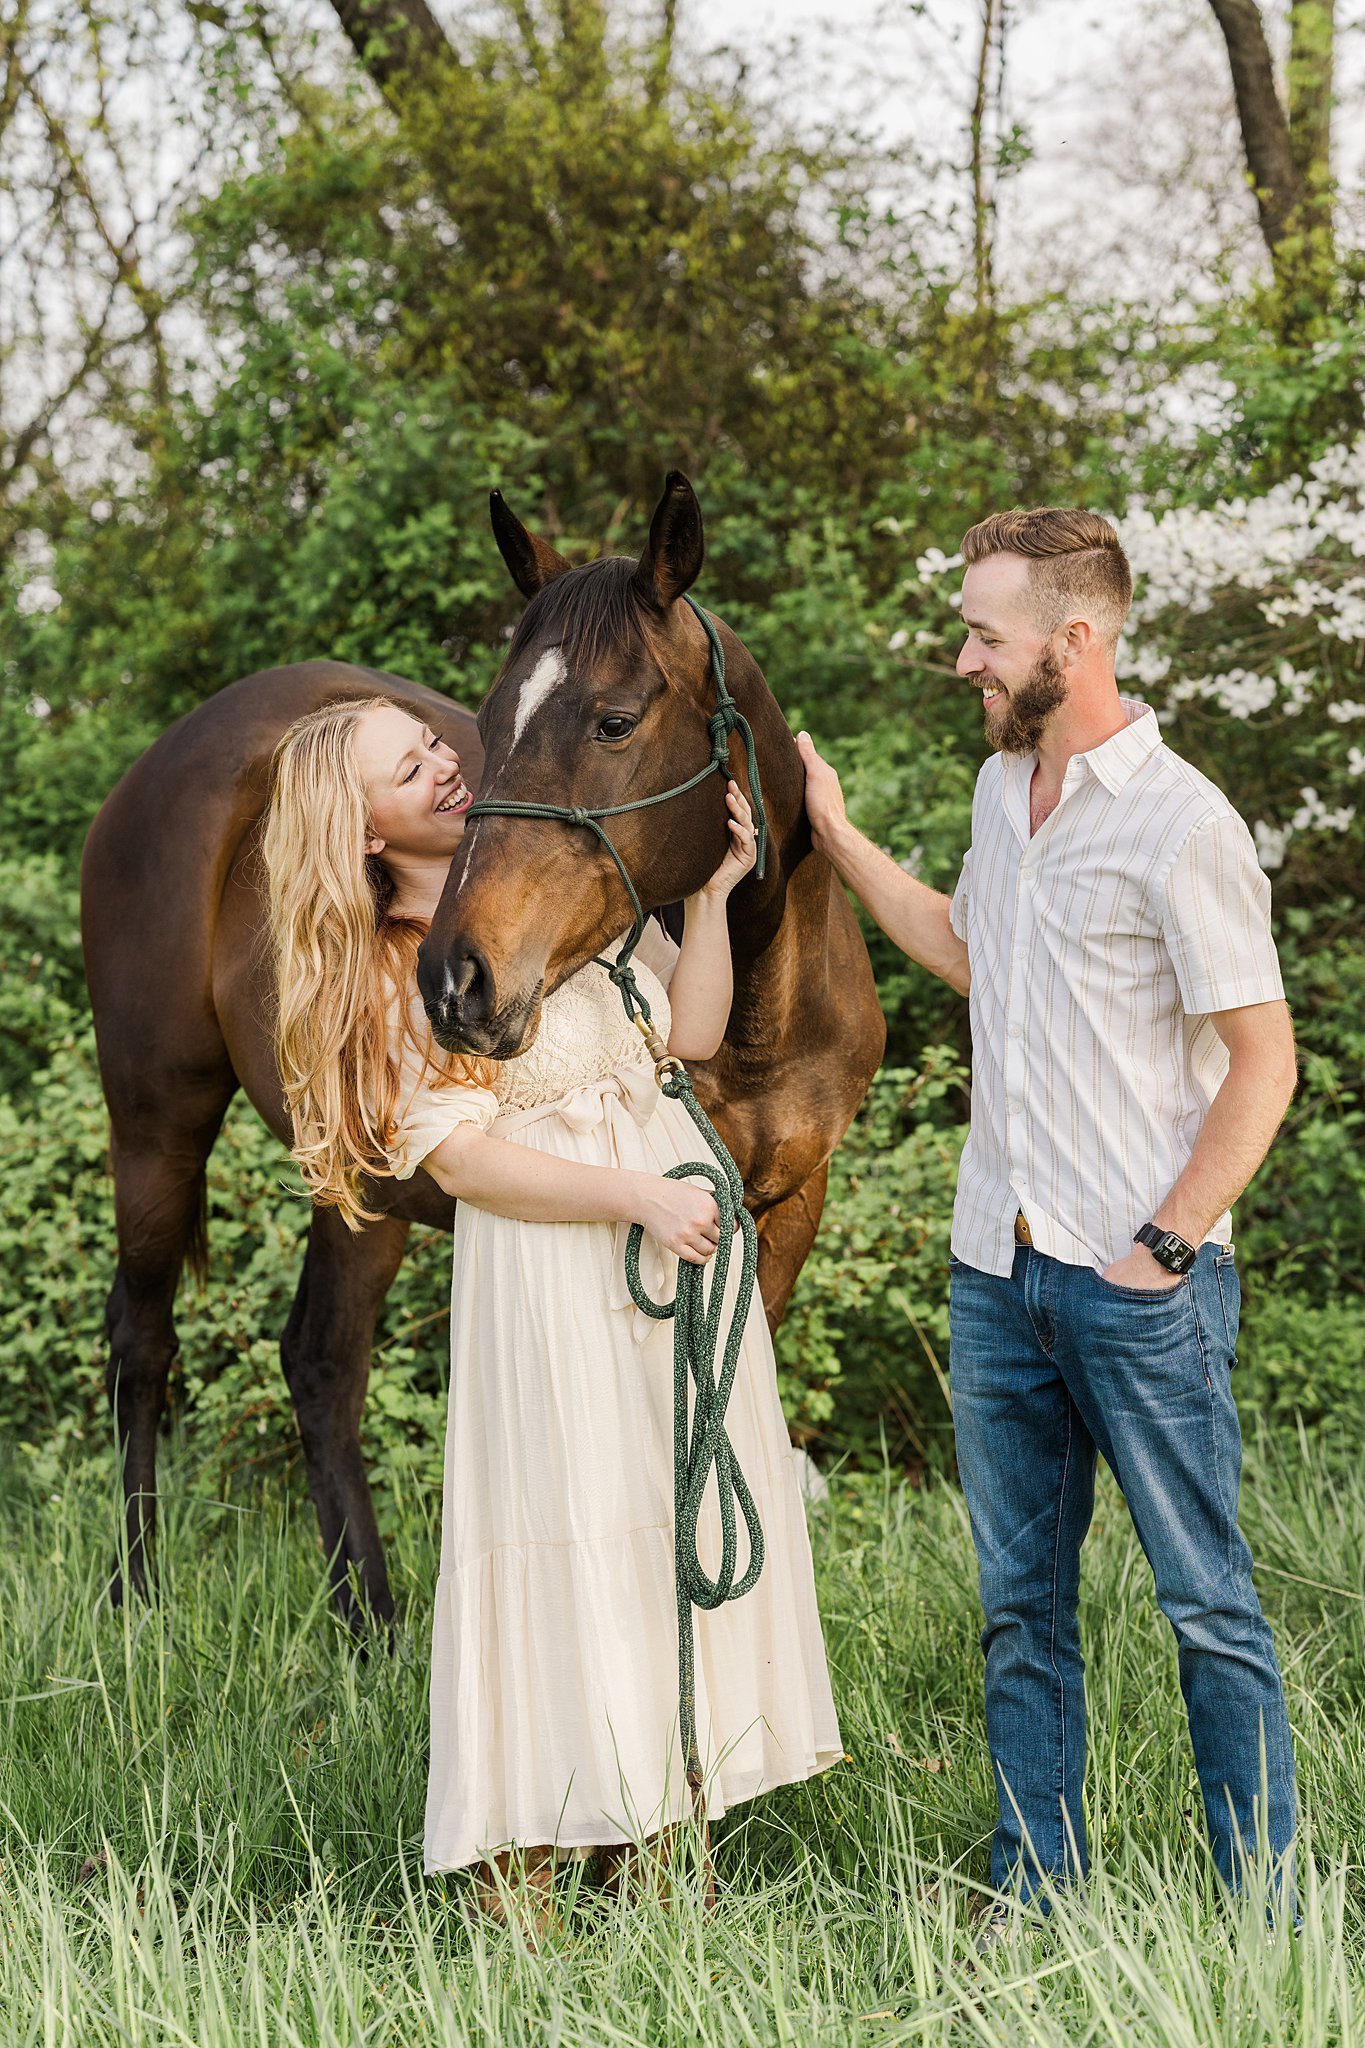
xmin=1133 ymin=1221 xmax=1197 ymax=1274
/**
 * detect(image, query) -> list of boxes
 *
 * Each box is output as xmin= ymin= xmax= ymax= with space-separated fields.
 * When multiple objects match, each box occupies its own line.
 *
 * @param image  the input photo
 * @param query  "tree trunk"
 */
xmin=1206 ymin=0 xmax=1304 ymax=253
xmin=1287 ymin=0 xmax=1335 ymax=221
xmin=969 ymin=0 xmax=1000 ymax=324
xmin=328 ymin=0 xmax=454 ymax=94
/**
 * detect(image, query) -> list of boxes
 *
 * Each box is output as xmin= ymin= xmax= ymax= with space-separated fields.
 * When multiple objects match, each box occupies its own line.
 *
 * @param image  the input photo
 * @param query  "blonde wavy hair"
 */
xmin=262 ymin=695 xmax=497 ymax=1230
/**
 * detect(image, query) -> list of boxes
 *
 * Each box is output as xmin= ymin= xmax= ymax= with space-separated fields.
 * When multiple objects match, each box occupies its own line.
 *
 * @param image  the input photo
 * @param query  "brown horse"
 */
xmin=82 ymin=472 xmax=884 ymax=1637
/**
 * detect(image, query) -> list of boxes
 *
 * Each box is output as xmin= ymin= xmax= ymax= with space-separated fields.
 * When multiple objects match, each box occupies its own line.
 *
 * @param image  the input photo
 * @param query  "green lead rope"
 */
xmin=623 ymin=1068 xmax=766 ymax=1806
xmin=465 ymin=592 xmax=769 ymax=1812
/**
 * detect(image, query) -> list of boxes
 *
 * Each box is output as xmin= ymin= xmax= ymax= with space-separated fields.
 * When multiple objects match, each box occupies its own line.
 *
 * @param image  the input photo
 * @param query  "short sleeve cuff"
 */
xmin=948 ymin=856 xmax=971 ymax=942
xmin=1159 ymin=812 xmax=1284 ymax=1020
xmin=1175 ymin=964 xmax=1285 ymax=1017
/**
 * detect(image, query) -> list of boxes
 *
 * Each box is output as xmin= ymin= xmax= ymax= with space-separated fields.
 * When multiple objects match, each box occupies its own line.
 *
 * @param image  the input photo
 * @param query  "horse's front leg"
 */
xmin=280 ymin=1203 xmax=410 ymax=1643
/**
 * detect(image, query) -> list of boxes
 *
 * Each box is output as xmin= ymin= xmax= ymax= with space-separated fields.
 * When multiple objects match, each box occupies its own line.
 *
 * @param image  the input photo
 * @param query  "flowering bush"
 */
xmin=899 ymin=441 xmax=1365 ymax=889
xmin=1119 ymin=439 xmax=1365 ymax=885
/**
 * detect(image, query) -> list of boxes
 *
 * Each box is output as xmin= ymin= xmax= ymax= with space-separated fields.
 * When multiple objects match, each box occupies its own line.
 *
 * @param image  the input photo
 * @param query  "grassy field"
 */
xmin=3 ymin=1422 xmax=1364 ymax=2045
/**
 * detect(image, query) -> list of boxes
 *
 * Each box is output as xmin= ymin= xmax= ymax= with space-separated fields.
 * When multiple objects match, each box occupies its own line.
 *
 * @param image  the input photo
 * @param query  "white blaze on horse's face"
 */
xmin=511 ymin=645 xmax=567 ymax=752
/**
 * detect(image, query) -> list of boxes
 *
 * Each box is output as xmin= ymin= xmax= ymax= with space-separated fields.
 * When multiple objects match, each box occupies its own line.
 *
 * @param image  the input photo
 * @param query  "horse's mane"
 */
xmin=503 ymin=557 xmax=651 ymax=675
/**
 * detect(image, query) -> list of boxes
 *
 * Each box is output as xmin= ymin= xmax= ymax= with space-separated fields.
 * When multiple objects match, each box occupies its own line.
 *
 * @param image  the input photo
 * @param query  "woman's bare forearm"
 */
xmin=665 ymin=889 xmax=733 ymax=1059
xmin=421 ymin=1126 xmax=652 ymax=1223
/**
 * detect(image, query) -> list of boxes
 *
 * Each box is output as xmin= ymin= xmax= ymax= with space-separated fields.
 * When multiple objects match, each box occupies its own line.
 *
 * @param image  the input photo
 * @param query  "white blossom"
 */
xmin=914 ymin=547 xmax=964 ymax=580
xmin=1120 ymin=438 xmax=1365 ymax=848
xmin=1123 ymin=435 xmax=1365 ymax=643
xmin=1290 ymin=787 xmax=1356 ymax=834
xmin=1115 ymin=642 xmax=1172 ymax=686
xmin=1253 ymin=821 xmax=1292 ymax=870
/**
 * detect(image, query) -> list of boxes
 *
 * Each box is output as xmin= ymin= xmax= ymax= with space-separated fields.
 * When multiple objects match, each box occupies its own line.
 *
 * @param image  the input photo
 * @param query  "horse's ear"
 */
xmin=490 ymin=490 xmax=573 ymax=600
xmin=632 ymin=470 xmax=705 ymax=611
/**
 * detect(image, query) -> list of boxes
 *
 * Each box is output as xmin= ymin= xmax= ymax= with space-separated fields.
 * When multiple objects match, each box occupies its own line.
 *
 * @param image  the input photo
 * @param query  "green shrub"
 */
xmin=1237 ymin=1290 xmax=1365 ymax=1432
xmin=0 ymin=1029 xmax=454 ymax=1522
xmin=0 ymin=853 xmax=84 ymax=1098
xmin=775 ymin=1054 xmax=967 ymax=1470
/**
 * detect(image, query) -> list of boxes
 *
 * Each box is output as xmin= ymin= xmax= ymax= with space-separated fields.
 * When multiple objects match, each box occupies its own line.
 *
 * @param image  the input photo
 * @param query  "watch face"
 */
xmin=1138 ymin=1224 xmax=1195 ymax=1272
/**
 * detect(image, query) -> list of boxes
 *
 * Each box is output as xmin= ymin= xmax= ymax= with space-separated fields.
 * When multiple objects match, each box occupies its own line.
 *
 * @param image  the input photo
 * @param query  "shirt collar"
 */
xmin=1000 ymin=695 xmax=1161 ymax=804
xmin=1083 ymin=697 xmax=1162 ymax=793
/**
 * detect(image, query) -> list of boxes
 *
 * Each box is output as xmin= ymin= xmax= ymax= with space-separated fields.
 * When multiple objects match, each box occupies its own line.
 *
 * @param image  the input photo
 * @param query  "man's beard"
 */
xmin=980 ymin=644 xmax=1067 ymax=754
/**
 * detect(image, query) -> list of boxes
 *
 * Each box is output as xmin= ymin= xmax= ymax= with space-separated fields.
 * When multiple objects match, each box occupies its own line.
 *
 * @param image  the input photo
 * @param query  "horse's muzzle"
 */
xmin=417 ymin=937 xmax=536 ymax=1060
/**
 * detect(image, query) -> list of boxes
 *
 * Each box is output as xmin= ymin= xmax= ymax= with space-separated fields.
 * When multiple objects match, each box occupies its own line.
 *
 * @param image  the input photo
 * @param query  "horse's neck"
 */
xmin=723 ymin=670 xmax=821 ymax=1052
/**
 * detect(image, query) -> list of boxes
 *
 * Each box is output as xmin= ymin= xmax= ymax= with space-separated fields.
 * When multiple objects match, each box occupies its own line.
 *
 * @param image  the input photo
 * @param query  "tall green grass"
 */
xmin=3 ymin=1422 xmax=1363 ymax=2044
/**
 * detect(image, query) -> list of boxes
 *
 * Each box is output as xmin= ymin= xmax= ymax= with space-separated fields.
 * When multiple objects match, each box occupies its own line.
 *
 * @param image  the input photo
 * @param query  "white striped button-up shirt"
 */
xmin=948 ymin=698 xmax=1284 ymax=1276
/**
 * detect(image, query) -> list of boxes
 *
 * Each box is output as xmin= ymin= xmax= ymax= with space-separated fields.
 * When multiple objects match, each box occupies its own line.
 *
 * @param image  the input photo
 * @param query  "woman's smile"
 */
xmin=435 ymin=775 xmax=472 ymax=816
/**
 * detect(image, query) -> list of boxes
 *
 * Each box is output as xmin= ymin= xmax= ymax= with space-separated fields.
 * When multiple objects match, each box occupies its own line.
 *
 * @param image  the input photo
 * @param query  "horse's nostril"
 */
xmin=438 ymin=944 xmax=491 ymax=1030
xmin=451 ymin=955 xmax=478 ymax=1007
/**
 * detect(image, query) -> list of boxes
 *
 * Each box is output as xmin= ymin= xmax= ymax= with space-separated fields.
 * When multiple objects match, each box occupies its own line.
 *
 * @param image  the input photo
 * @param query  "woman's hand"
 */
xmin=638 ymin=1176 xmax=723 ymax=1264
xmin=700 ymin=782 xmax=758 ymax=900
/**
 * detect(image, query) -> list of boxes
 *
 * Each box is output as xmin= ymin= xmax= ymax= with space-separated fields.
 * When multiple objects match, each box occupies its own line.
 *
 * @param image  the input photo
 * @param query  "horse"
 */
xmin=81 ymin=471 xmax=885 ymax=1638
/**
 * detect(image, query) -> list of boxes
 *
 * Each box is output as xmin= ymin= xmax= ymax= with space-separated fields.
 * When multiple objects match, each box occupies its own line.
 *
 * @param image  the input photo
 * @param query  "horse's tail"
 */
xmin=185 ymin=1168 xmax=210 ymax=1286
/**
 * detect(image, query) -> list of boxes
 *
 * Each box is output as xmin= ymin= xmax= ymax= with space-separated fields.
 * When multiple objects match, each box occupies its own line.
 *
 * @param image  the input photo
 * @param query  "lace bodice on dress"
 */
xmin=380 ymin=919 xmax=679 ymax=1180
xmin=491 ymin=947 xmax=672 ymax=1118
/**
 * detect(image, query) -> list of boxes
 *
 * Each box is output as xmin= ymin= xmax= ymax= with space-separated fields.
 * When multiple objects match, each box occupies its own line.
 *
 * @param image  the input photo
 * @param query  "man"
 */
xmin=797 ymin=507 xmax=1299 ymax=1923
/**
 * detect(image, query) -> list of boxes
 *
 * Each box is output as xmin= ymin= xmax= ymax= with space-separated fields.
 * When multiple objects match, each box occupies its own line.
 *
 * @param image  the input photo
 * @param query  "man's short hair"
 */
xmin=959 ymin=506 xmax=1132 ymax=649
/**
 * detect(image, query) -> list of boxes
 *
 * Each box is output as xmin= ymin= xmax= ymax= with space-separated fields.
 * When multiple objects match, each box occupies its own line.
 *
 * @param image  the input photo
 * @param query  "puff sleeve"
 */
xmin=381 ymin=981 xmax=500 ymax=1181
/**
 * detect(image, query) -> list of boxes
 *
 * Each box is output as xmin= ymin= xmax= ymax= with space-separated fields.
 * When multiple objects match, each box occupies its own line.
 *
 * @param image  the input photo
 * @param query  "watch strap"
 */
xmin=1133 ymin=1221 xmax=1197 ymax=1274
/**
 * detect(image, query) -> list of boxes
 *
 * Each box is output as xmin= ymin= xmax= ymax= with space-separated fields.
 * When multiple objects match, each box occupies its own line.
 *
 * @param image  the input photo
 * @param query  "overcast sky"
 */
xmin=6 ymin=0 xmax=1364 ymax=466
xmin=678 ymin=0 xmax=1365 ymax=305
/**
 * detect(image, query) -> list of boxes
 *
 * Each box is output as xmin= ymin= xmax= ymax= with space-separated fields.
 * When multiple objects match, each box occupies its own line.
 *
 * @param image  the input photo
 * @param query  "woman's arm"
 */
xmin=420 ymin=1124 xmax=723 ymax=1263
xmin=666 ymin=782 xmax=758 ymax=1059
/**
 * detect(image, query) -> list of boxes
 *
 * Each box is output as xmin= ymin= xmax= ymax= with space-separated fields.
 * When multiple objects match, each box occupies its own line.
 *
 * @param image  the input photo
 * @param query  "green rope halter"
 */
xmin=464 ymin=591 xmax=770 ymax=1809
xmin=467 ymin=594 xmax=767 ymax=1033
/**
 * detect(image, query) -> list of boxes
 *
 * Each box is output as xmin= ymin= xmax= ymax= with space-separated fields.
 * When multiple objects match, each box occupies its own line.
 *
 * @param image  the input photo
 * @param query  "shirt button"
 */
xmin=1008 ymin=1023 xmax=1023 ymax=1040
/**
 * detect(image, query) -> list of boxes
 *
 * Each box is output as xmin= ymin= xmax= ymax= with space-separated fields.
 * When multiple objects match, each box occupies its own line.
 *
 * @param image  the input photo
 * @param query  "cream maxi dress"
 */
xmin=382 ymin=919 xmax=843 ymax=1874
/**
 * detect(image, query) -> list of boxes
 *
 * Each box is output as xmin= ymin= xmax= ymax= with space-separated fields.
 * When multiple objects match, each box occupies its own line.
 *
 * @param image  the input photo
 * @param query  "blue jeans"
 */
xmin=949 ymin=1241 xmax=1297 ymax=1903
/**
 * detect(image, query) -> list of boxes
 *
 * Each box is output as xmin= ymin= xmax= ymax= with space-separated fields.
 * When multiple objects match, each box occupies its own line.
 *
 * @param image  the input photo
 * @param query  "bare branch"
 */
xmin=508 ymin=1 xmax=547 ymax=76
xmin=646 ymin=0 xmax=676 ymax=108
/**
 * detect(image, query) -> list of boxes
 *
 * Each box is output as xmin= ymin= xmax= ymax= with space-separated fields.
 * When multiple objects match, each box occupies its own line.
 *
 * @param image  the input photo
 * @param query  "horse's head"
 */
xmin=418 ymin=471 xmax=756 ymax=1058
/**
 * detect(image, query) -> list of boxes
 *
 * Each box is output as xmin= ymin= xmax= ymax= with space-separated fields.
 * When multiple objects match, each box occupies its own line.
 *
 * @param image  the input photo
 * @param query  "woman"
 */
xmin=262 ymin=694 xmax=841 ymax=1920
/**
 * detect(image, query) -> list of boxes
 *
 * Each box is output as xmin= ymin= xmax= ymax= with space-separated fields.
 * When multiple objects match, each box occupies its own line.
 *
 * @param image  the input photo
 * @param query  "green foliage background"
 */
xmin=3 ymin=2 xmax=1364 ymax=1490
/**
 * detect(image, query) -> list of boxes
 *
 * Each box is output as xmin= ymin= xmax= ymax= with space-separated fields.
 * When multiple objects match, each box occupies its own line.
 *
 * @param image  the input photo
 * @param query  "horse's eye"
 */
xmin=596 ymin=715 xmax=635 ymax=742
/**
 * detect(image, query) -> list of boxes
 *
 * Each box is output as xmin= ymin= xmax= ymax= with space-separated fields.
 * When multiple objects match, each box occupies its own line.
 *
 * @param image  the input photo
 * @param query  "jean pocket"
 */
xmin=1091 ymin=1268 xmax=1191 ymax=1303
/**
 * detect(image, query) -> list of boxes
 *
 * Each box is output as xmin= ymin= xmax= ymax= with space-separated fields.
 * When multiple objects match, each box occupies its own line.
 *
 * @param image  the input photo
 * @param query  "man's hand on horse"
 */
xmin=795 ymin=732 xmax=847 ymax=853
